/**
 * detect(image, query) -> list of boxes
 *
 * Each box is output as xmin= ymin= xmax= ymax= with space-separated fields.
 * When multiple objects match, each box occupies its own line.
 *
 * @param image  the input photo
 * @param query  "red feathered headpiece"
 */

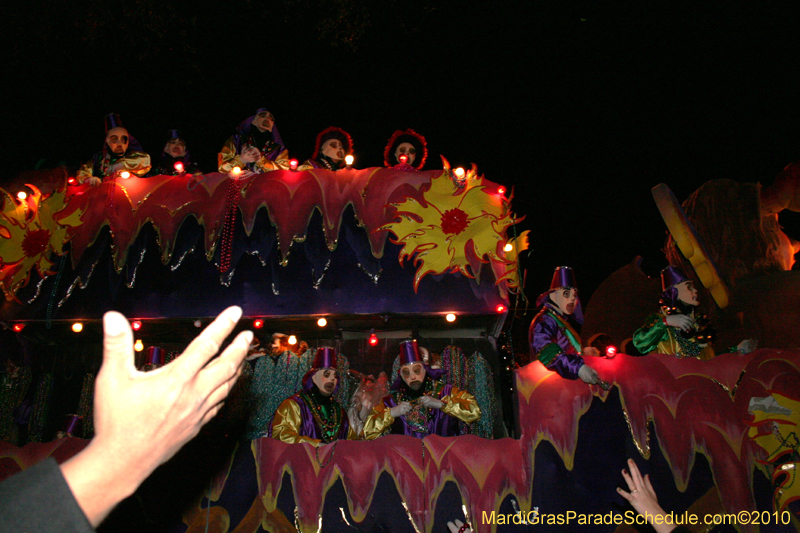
xmin=383 ymin=129 xmax=428 ymax=170
xmin=312 ymin=127 xmax=353 ymax=160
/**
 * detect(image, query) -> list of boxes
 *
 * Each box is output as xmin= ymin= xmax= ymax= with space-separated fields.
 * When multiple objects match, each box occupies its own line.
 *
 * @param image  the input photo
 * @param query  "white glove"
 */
xmin=665 ymin=314 xmax=694 ymax=332
xmin=390 ymin=402 xmax=412 ymax=418
xmin=86 ymin=176 xmax=102 ymax=187
xmin=418 ymin=395 xmax=444 ymax=410
xmin=737 ymin=338 xmax=758 ymax=354
xmin=578 ymin=364 xmax=599 ymax=384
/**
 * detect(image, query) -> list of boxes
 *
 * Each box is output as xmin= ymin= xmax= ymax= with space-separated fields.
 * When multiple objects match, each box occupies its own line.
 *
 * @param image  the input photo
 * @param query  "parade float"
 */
xmin=0 ymin=156 xmax=798 ymax=533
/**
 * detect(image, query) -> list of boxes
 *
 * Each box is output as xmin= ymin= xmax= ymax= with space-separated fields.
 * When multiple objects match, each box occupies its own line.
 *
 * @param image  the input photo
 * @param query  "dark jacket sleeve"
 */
xmin=0 ymin=457 xmax=95 ymax=532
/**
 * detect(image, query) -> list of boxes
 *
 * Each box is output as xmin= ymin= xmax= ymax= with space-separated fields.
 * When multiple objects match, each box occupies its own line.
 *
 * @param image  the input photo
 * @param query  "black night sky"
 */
xmin=2 ymin=1 xmax=799 ymax=303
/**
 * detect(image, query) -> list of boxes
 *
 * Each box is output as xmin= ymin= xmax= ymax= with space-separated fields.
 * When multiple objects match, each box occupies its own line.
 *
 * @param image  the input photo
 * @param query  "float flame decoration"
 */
xmin=380 ymin=157 xmax=518 ymax=292
xmin=0 ymin=184 xmax=83 ymax=301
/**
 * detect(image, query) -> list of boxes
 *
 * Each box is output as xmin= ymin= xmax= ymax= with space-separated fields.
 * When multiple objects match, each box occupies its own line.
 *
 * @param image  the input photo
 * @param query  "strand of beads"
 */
xmin=219 ymin=175 xmax=241 ymax=272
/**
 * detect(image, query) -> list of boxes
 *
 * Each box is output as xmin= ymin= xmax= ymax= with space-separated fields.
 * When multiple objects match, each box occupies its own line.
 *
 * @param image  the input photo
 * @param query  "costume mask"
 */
xmin=551 ymin=287 xmax=578 ymax=315
xmin=394 ymin=142 xmax=416 ymax=165
xmin=675 ymin=280 xmax=699 ymax=306
xmin=312 ymin=368 xmax=338 ymax=396
xmin=400 ymin=362 xmax=426 ymax=390
xmin=321 ymin=139 xmax=344 ymax=162
xmin=106 ymin=127 xmax=130 ymax=156
xmin=252 ymin=111 xmax=274 ymax=132
xmin=164 ymin=139 xmax=186 ymax=157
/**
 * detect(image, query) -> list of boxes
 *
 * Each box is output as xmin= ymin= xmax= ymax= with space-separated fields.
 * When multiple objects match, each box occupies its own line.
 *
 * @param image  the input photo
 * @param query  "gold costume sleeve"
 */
xmin=115 ymin=152 xmax=151 ymax=177
xmin=440 ymin=387 xmax=481 ymax=424
xmin=270 ymin=398 xmax=322 ymax=446
xmin=255 ymin=149 xmax=291 ymax=172
xmin=218 ymin=137 xmax=245 ymax=174
xmin=361 ymin=401 xmax=394 ymax=441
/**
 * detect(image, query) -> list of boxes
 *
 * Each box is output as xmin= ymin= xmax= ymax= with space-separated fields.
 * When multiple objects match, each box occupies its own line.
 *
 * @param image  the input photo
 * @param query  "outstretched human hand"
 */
xmin=61 ymin=306 xmax=252 ymax=526
xmin=617 ymin=458 xmax=673 ymax=533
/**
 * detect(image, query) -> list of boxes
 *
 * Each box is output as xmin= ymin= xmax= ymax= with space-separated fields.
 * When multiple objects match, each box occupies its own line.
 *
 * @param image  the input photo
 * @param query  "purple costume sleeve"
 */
xmin=529 ymin=307 xmax=584 ymax=380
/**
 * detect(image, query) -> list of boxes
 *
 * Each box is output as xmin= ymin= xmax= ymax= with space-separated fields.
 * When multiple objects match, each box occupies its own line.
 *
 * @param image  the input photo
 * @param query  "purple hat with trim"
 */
xmin=146 ymin=346 xmax=165 ymax=367
xmin=399 ymin=339 xmax=423 ymax=366
xmin=302 ymin=346 xmax=338 ymax=391
xmin=661 ymin=265 xmax=689 ymax=291
xmin=104 ymin=113 xmax=124 ymax=133
xmin=549 ymin=266 xmax=577 ymax=291
xmin=536 ymin=266 xmax=584 ymax=324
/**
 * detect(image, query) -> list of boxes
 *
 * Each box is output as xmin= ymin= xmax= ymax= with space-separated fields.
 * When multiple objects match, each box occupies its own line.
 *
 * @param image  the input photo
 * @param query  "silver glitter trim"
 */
xmin=125 ymin=247 xmax=147 ymax=289
xmin=58 ymin=258 xmax=100 ymax=308
xmin=246 ymin=250 xmax=268 ymax=267
xmin=170 ymin=245 xmax=196 ymax=271
xmin=312 ymin=258 xmax=332 ymax=289
xmin=272 ymin=282 xmax=279 ymax=296
xmin=220 ymin=268 xmax=235 ymax=287
xmin=356 ymin=263 xmax=383 ymax=285
xmin=26 ymin=277 xmax=45 ymax=304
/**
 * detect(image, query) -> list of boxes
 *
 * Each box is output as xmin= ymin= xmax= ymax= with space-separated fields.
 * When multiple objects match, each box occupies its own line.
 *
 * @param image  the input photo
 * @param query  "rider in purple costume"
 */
xmin=269 ymin=347 xmax=358 ymax=445
xmin=363 ymin=340 xmax=480 ymax=439
xmin=528 ymin=266 xmax=602 ymax=384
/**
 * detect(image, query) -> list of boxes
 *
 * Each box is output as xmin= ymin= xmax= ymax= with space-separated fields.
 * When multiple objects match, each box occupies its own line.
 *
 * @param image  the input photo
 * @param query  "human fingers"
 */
xmin=101 ymin=311 xmax=135 ymax=376
xmin=178 ymin=306 xmax=243 ymax=375
xmin=199 ymin=365 xmax=243 ymax=421
xmin=643 ymin=474 xmax=657 ymax=498
xmin=197 ymin=330 xmax=252 ymax=389
xmin=197 ymin=334 xmax=251 ymax=408
xmin=617 ymin=486 xmax=633 ymax=502
xmin=620 ymin=467 xmax=636 ymax=492
xmin=446 ymin=521 xmax=459 ymax=533
xmin=628 ymin=459 xmax=645 ymax=488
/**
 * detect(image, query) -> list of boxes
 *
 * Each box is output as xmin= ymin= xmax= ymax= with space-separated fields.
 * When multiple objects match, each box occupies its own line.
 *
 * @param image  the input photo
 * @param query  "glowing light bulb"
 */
xmin=503 ymin=243 xmax=513 ymax=252
xmin=131 ymin=320 xmax=142 ymax=331
xmin=174 ymin=161 xmax=185 ymax=173
xmin=345 ymin=155 xmax=354 ymax=167
xmin=12 ymin=323 xmax=25 ymax=332
xmin=498 ymin=186 xmax=506 ymax=195
xmin=288 ymin=335 xmax=297 ymax=345
xmin=67 ymin=177 xmax=77 ymax=185
xmin=445 ymin=313 xmax=456 ymax=323
xmin=193 ymin=320 xmax=202 ymax=328
xmin=72 ymin=322 xmax=83 ymax=333
xmin=231 ymin=166 xmax=242 ymax=176
xmin=253 ymin=319 xmax=264 ymax=329
xmin=134 ymin=339 xmax=144 ymax=352
xmin=17 ymin=191 xmax=27 ymax=201
xmin=317 ymin=318 xmax=327 ymax=327
xmin=454 ymin=167 xmax=465 ymax=178
xmin=289 ymin=159 xmax=299 ymax=171
xmin=368 ymin=333 xmax=379 ymax=346
xmin=119 ymin=171 xmax=131 ymax=179
xmin=399 ymin=154 xmax=408 ymax=164
xmin=495 ymin=304 xmax=507 ymax=314
xmin=606 ymin=345 xmax=618 ymax=358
